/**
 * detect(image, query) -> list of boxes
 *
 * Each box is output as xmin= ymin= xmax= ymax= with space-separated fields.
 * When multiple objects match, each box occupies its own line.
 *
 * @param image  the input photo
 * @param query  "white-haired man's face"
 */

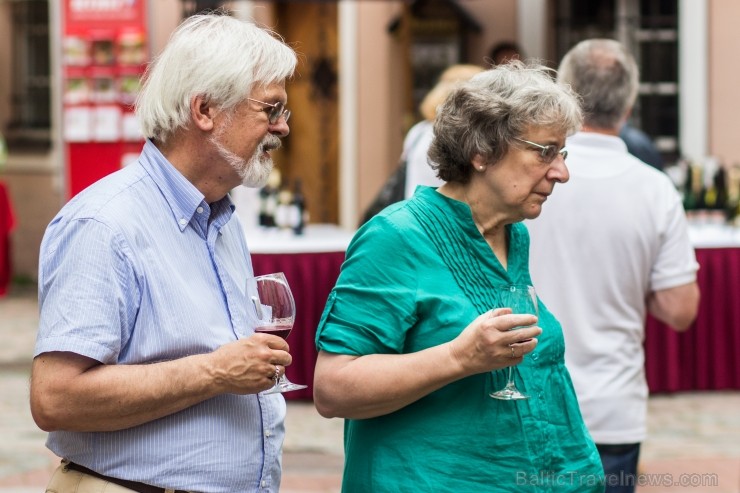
xmin=208 ymin=83 xmax=289 ymax=189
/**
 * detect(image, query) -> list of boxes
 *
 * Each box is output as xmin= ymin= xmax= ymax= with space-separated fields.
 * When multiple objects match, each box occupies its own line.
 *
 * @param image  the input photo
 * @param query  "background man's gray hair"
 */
xmin=557 ymin=38 xmax=639 ymax=130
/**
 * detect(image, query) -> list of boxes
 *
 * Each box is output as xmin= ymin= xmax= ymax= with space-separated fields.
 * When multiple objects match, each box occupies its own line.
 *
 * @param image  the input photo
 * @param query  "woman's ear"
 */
xmin=472 ymin=154 xmax=488 ymax=171
xmin=191 ymin=94 xmax=215 ymax=132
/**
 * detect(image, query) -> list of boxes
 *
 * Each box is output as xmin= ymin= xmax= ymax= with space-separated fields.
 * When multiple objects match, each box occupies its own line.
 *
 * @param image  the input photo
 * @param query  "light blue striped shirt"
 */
xmin=35 ymin=140 xmax=285 ymax=492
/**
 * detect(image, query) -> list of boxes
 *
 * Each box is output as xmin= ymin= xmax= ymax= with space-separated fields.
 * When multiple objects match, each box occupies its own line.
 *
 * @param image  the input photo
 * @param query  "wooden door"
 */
xmin=274 ymin=2 xmax=339 ymax=225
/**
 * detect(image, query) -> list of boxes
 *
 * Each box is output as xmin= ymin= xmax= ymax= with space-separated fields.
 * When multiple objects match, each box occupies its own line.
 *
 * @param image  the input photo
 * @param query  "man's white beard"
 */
xmin=210 ymin=133 xmax=281 ymax=188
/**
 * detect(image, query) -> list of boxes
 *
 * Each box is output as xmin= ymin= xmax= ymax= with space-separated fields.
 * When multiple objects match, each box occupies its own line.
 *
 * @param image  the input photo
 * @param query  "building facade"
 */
xmin=0 ymin=0 xmax=738 ymax=281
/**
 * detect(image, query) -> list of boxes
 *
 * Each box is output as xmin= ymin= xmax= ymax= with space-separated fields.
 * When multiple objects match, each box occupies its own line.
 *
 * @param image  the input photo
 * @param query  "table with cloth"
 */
xmin=0 ymin=181 xmax=15 ymax=297
xmin=645 ymin=224 xmax=740 ymax=393
xmin=244 ymin=223 xmax=740 ymax=397
xmin=245 ymin=224 xmax=353 ymax=400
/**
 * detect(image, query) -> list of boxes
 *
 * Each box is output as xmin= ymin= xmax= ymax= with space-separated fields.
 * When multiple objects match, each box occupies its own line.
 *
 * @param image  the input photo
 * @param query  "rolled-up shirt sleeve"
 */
xmin=316 ymin=217 xmax=419 ymax=357
xmin=650 ymin=186 xmax=699 ymax=292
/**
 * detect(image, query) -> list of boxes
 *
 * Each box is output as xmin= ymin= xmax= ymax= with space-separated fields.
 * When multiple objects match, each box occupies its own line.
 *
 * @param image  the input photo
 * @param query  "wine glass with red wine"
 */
xmin=246 ymin=272 xmax=307 ymax=394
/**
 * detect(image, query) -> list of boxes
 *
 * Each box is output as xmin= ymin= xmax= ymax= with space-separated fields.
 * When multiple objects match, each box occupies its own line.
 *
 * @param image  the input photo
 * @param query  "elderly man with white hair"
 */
xmin=31 ymin=12 xmax=298 ymax=493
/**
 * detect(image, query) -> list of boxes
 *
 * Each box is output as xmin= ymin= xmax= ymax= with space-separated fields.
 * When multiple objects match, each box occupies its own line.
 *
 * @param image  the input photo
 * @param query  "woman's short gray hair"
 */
xmin=135 ymin=12 xmax=297 ymax=144
xmin=428 ymin=61 xmax=582 ymax=184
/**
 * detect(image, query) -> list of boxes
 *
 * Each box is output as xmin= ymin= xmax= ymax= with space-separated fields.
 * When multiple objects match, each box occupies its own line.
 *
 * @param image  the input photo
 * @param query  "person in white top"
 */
xmin=401 ymin=119 xmax=437 ymax=199
xmin=527 ymin=39 xmax=700 ymax=493
xmin=403 ymin=64 xmax=483 ymax=199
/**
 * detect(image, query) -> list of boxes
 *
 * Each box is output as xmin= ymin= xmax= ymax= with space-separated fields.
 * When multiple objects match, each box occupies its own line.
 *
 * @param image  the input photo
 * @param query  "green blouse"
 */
xmin=316 ymin=187 xmax=604 ymax=492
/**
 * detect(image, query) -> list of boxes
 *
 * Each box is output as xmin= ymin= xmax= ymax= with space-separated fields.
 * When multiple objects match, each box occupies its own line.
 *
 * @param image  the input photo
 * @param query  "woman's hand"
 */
xmin=447 ymin=308 xmax=541 ymax=375
xmin=314 ymin=309 xmax=541 ymax=420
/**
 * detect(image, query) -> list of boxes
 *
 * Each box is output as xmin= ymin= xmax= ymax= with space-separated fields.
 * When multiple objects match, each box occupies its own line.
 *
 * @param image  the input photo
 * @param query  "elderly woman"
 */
xmin=313 ymin=62 xmax=605 ymax=492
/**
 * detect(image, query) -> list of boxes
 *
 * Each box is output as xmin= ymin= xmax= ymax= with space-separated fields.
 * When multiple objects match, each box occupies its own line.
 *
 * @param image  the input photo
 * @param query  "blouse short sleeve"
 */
xmin=316 ymin=213 xmax=420 ymax=356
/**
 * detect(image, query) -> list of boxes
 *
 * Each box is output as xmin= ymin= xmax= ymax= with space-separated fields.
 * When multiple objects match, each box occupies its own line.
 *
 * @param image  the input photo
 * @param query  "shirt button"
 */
xmin=196 ymin=206 xmax=204 ymax=213
xmin=261 ymin=480 xmax=267 ymax=488
xmin=532 ymin=353 xmax=539 ymax=360
xmin=265 ymin=430 xmax=271 ymax=437
xmin=179 ymin=218 xmax=187 ymax=226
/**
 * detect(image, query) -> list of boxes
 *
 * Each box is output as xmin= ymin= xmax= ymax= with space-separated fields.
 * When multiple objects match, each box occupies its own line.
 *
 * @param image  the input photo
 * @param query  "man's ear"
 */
xmin=191 ymin=94 xmax=215 ymax=132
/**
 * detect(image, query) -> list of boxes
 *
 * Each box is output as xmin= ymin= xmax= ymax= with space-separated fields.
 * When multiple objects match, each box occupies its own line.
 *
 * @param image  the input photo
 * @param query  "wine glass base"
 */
xmin=264 ymin=381 xmax=308 ymax=394
xmin=490 ymin=388 xmax=529 ymax=400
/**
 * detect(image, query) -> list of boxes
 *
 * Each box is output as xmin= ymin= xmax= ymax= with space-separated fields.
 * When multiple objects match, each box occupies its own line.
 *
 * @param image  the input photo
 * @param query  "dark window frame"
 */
xmin=554 ymin=0 xmax=679 ymax=163
xmin=7 ymin=0 xmax=52 ymax=150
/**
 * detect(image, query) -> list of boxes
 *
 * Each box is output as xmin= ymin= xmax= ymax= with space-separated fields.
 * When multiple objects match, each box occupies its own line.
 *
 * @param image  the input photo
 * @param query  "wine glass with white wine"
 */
xmin=489 ymin=284 xmax=538 ymax=401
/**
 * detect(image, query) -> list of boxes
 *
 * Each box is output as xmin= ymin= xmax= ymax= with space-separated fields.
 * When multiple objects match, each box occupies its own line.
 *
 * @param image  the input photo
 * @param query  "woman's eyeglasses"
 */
xmin=247 ymin=98 xmax=291 ymax=124
xmin=514 ymin=137 xmax=567 ymax=164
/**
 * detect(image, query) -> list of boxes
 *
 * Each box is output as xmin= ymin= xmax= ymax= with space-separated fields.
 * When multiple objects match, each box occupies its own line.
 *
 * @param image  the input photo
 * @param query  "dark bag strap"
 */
xmin=359 ymin=160 xmax=408 ymax=226
xmin=359 ymin=126 xmax=427 ymax=226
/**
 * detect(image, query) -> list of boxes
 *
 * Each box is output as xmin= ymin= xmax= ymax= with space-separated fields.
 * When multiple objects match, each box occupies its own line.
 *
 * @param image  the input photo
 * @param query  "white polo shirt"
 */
xmin=527 ymin=132 xmax=698 ymax=444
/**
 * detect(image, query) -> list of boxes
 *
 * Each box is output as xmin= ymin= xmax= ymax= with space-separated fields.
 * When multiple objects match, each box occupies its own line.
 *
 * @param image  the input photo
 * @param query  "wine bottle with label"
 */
xmin=291 ymin=179 xmax=307 ymax=236
xmin=726 ymin=164 xmax=740 ymax=225
xmin=275 ymin=187 xmax=293 ymax=230
xmin=258 ymin=185 xmax=272 ymax=227
xmin=682 ymin=159 xmax=697 ymax=211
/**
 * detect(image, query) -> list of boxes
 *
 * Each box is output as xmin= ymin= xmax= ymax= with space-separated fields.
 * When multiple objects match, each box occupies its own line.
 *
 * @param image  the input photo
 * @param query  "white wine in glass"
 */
xmin=246 ymin=272 xmax=307 ymax=394
xmin=489 ymin=284 xmax=538 ymax=401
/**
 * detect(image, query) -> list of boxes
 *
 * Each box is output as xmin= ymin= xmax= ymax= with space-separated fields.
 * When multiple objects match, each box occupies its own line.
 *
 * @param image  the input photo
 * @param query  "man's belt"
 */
xmin=65 ymin=462 xmax=190 ymax=493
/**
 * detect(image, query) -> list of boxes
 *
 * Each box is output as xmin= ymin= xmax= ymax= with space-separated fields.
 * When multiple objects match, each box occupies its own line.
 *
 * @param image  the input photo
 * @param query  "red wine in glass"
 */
xmin=247 ymin=272 xmax=307 ymax=394
xmin=254 ymin=324 xmax=292 ymax=341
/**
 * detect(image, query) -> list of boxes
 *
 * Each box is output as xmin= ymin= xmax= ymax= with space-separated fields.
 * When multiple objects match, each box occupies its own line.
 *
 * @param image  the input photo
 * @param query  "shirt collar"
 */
xmin=567 ymin=131 xmax=628 ymax=153
xmin=138 ymin=139 xmax=209 ymax=232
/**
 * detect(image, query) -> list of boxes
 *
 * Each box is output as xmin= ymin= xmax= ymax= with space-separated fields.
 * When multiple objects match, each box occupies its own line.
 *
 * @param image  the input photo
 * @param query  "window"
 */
xmin=8 ymin=0 xmax=51 ymax=149
xmin=554 ymin=0 xmax=680 ymax=163
xmin=635 ymin=0 xmax=679 ymax=161
xmin=181 ymin=0 xmax=225 ymax=18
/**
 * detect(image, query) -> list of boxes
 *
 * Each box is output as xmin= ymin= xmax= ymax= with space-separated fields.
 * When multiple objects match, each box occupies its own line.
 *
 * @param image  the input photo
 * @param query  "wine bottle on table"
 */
xmin=713 ymin=164 xmax=728 ymax=216
xmin=682 ymin=159 xmax=696 ymax=212
xmin=291 ymin=179 xmax=306 ymax=236
xmin=274 ymin=187 xmax=294 ymax=230
xmin=726 ymin=164 xmax=740 ymax=226
xmin=258 ymin=186 xmax=271 ymax=227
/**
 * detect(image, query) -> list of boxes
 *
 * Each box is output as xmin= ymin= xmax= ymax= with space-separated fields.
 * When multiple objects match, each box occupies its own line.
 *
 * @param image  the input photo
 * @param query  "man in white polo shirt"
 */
xmin=528 ymin=39 xmax=700 ymax=493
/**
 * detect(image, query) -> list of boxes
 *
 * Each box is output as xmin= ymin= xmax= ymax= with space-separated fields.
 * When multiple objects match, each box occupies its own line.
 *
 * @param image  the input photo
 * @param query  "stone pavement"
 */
xmin=0 ymin=286 xmax=343 ymax=493
xmin=1 ymin=287 xmax=738 ymax=493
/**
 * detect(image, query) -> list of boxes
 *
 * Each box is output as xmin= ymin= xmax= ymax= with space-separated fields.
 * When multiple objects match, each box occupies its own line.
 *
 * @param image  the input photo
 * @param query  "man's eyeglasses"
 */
xmin=514 ymin=137 xmax=568 ymax=164
xmin=247 ymin=98 xmax=291 ymax=124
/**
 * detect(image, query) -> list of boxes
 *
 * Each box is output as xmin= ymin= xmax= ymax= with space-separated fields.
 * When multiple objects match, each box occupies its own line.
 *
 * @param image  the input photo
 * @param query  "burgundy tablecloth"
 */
xmin=0 ymin=182 xmax=15 ymax=297
xmin=645 ymin=247 xmax=740 ymax=393
xmin=252 ymin=251 xmax=346 ymax=400
xmin=253 ymin=245 xmax=739 ymax=399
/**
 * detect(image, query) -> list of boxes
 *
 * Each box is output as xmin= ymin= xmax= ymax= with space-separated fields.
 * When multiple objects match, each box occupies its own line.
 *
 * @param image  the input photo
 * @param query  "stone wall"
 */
xmin=2 ymin=168 xmax=62 ymax=282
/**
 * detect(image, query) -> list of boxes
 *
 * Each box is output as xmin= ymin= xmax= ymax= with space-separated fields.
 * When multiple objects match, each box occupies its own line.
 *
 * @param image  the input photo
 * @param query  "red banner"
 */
xmin=61 ymin=0 xmax=149 ymax=198
xmin=65 ymin=0 xmax=146 ymax=27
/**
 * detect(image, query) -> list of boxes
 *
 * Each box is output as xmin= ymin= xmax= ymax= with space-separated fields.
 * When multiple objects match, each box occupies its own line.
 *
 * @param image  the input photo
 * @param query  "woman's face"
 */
xmin=478 ymin=125 xmax=569 ymax=222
